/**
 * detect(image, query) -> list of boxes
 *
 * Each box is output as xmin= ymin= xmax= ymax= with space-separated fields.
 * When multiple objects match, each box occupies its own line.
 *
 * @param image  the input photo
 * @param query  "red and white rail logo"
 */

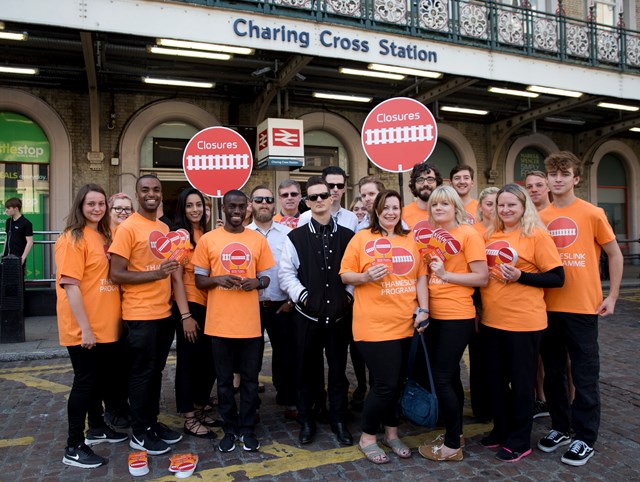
xmin=258 ymin=130 xmax=268 ymax=150
xmin=183 ymin=126 xmax=253 ymax=198
xmin=547 ymin=217 xmax=578 ymax=249
xmin=485 ymin=240 xmax=510 ymax=267
xmin=272 ymin=128 xmax=301 ymax=147
xmin=361 ymin=97 xmax=438 ymax=173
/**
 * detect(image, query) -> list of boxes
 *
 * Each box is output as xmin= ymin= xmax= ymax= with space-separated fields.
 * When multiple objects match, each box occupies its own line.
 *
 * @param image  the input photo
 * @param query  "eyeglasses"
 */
xmin=112 ymin=207 xmax=132 ymax=214
xmin=415 ymin=176 xmax=437 ymax=185
xmin=252 ymin=196 xmax=274 ymax=204
xmin=279 ymin=192 xmax=300 ymax=198
xmin=327 ymin=183 xmax=345 ymax=190
xmin=307 ymin=192 xmax=331 ymax=202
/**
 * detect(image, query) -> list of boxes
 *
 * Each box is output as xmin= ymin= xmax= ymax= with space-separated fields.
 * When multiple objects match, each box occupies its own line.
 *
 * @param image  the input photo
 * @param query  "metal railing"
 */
xmin=0 ymin=231 xmax=59 ymax=284
xmin=171 ymin=0 xmax=640 ymax=72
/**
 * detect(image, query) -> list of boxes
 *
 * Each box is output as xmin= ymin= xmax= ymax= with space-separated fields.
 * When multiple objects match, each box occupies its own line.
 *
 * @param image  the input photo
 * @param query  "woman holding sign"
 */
xmin=170 ymin=187 xmax=218 ymax=438
xmin=479 ymin=184 xmax=563 ymax=462
xmin=417 ymin=185 xmax=488 ymax=462
xmin=340 ymin=190 xmax=428 ymax=464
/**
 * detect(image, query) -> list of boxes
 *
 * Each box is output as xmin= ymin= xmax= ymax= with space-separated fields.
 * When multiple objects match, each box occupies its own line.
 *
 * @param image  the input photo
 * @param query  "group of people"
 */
xmin=54 ymin=150 xmax=622 ymax=471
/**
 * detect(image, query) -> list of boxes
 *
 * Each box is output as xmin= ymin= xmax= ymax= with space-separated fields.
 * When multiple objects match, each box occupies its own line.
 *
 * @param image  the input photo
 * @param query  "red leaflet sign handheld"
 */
xmin=182 ymin=126 xmax=253 ymax=198
xmin=361 ymin=97 xmax=438 ymax=173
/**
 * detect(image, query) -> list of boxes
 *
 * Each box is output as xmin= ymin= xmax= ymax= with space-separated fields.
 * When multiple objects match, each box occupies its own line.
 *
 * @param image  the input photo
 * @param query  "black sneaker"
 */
xmin=561 ymin=440 xmax=594 ymax=466
xmin=130 ymin=427 xmax=171 ymax=455
xmin=480 ymin=433 xmax=504 ymax=449
xmin=105 ymin=409 xmax=131 ymax=429
xmin=537 ymin=429 xmax=572 ymax=453
xmin=533 ymin=399 xmax=550 ymax=419
xmin=240 ymin=433 xmax=260 ymax=452
xmin=62 ymin=443 xmax=106 ymax=469
xmin=218 ymin=433 xmax=237 ymax=453
xmin=495 ymin=447 xmax=532 ymax=462
xmin=153 ymin=422 xmax=183 ymax=444
xmin=84 ymin=426 xmax=128 ymax=446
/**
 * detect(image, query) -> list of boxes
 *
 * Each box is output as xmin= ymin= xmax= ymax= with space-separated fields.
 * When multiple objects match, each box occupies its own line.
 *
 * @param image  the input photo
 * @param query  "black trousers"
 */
xmin=426 ymin=317 xmax=475 ymax=449
xmin=103 ymin=334 xmax=130 ymax=417
xmin=357 ymin=337 xmax=410 ymax=435
xmin=125 ymin=316 xmax=175 ymax=435
xmin=293 ymin=310 xmax=350 ymax=424
xmin=67 ymin=342 xmax=120 ymax=446
xmin=484 ymin=325 xmax=542 ymax=452
xmin=211 ymin=336 xmax=262 ymax=436
xmin=541 ymin=312 xmax=600 ymax=446
xmin=175 ymin=302 xmax=215 ymax=413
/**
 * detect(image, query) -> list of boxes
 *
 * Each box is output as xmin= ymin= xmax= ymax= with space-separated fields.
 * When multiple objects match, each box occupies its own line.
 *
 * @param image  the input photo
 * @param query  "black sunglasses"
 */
xmin=279 ymin=192 xmax=300 ymax=198
xmin=252 ymin=196 xmax=274 ymax=204
xmin=327 ymin=183 xmax=345 ymax=189
xmin=307 ymin=192 xmax=331 ymax=202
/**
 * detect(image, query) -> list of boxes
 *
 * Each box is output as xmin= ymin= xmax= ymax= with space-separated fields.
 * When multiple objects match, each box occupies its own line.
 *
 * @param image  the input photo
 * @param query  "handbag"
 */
xmin=400 ymin=329 xmax=439 ymax=427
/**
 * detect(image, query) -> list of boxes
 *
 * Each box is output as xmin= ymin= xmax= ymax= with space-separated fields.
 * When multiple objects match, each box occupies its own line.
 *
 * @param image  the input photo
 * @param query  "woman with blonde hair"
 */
xmin=474 ymin=187 xmax=499 ymax=235
xmin=108 ymin=192 xmax=133 ymax=232
xmin=418 ymin=185 xmax=488 ymax=462
xmin=349 ymin=196 xmax=367 ymax=224
xmin=479 ymin=184 xmax=563 ymax=462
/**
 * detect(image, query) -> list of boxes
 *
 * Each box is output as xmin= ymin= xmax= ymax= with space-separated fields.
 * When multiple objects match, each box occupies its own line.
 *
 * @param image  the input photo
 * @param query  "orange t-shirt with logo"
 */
xmin=273 ymin=213 xmax=300 ymax=229
xmin=56 ymin=227 xmax=121 ymax=346
xmin=465 ymin=199 xmax=478 ymax=225
xmin=481 ymin=227 xmax=561 ymax=331
xmin=108 ymin=212 xmax=172 ymax=320
xmin=182 ymin=229 xmax=207 ymax=306
xmin=340 ymin=230 xmax=427 ymax=342
xmin=191 ymin=227 xmax=275 ymax=338
xmin=427 ymin=224 xmax=486 ymax=320
xmin=402 ymin=201 xmax=429 ymax=231
xmin=540 ymin=198 xmax=616 ymax=314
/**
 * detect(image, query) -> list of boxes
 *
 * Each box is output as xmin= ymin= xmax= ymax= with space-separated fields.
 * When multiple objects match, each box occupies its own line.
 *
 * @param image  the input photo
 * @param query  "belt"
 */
xmin=260 ymin=300 xmax=288 ymax=308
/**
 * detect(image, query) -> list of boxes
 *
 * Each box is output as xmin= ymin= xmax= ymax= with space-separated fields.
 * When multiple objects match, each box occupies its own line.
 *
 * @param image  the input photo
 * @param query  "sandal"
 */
xmin=196 ymin=410 xmax=223 ymax=427
xmin=184 ymin=417 xmax=216 ymax=439
xmin=382 ymin=438 xmax=412 ymax=458
xmin=358 ymin=441 xmax=390 ymax=464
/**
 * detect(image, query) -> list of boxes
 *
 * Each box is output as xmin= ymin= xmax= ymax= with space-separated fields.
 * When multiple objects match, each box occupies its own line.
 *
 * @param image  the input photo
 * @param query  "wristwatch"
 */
xmin=258 ymin=277 xmax=265 ymax=289
xmin=414 ymin=307 xmax=429 ymax=316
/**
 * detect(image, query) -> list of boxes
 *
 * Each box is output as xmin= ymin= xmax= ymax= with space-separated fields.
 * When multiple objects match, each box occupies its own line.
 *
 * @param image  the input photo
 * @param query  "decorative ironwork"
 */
xmin=566 ymin=23 xmax=590 ymax=58
xmin=274 ymin=0 xmax=313 ymax=8
xmin=459 ymin=1 xmax=488 ymax=40
xmin=418 ymin=0 xmax=449 ymax=32
xmin=555 ymin=0 xmax=565 ymax=16
xmin=597 ymin=30 xmax=620 ymax=63
xmin=627 ymin=35 xmax=640 ymax=66
xmin=373 ymin=0 xmax=407 ymax=25
xmin=325 ymin=0 xmax=361 ymax=16
xmin=617 ymin=12 xmax=626 ymax=29
xmin=534 ymin=18 xmax=558 ymax=52
xmin=498 ymin=11 xmax=525 ymax=46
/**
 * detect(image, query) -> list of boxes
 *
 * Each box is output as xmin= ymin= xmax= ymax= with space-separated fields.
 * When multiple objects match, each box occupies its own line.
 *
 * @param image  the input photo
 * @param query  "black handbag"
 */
xmin=400 ymin=329 xmax=439 ymax=427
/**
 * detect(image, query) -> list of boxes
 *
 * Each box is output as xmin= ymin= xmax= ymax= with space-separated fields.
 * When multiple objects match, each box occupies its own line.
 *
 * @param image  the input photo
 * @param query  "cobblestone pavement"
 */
xmin=0 ymin=288 xmax=638 ymax=481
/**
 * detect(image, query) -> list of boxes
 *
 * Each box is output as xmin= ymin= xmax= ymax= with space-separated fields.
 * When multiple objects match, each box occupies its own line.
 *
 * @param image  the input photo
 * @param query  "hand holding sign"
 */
xmin=490 ymin=247 xmax=519 ymax=283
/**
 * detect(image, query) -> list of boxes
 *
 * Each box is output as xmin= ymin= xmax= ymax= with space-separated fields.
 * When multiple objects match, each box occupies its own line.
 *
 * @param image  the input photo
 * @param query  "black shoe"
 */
xmin=62 ymin=443 xmax=106 ymax=468
xmin=130 ymin=428 xmax=170 ymax=455
xmin=240 ymin=433 xmax=261 ymax=452
xmin=104 ymin=409 xmax=131 ymax=430
xmin=533 ymin=399 xmax=550 ymax=419
xmin=299 ymin=421 xmax=316 ymax=445
xmin=480 ymin=433 xmax=504 ymax=449
xmin=153 ymin=422 xmax=183 ymax=444
xmin=84 ymin=426 xmax=128 ymax=446
xmin=218 ymin=433 xmax=237 ymax=453
xmin=331 ymin=422 xmax=353 ymax=446
xmin=537 ymin=429 xmax=572 ymax=453
xmin=561 ymin=440 xmax=594 ymax=466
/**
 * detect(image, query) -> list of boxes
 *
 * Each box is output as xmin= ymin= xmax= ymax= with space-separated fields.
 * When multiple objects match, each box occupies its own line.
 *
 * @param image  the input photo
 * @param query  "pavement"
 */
xmin=0 ymin=268 xmax=638 ymax=480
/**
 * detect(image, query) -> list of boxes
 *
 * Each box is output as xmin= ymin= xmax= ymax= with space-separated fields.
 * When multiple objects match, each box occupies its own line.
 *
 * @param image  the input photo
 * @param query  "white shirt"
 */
xmin=247 ymin=220 xmax=291 ymax=302
xmin=297 ymin=206 xmax=358 ymax=232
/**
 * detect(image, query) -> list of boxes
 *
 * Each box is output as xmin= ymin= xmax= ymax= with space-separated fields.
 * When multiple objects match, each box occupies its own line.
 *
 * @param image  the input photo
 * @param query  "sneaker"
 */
xmin=218 ymin=433 xmax=237 ymax=453
xmin=128 ymin=451 xmax=149 ymax=477
xmin=130 ymin=427 xmax=171 ymax=455
xmin=105 ymin=409 xmax=131 ymax=429
xmin=169 ymin=453 xmax=198 ymax=479
xmin=85 ymin=426 xmax=128 ymax=446
xmin=62 ymin=443 xmax=106 ymax=469
xmin=240 ymin=433 xmax=261 ymax=452
xmin=495 ymin=447 xmax=532 ymax=462
xmin=429 ymin=433 xmax=466 ymax=449
xmin=480 ymin=434 xmax=504 ymax=449
xmin=537 ymin=429 xmax=572 ymax=453
xmin=533 ymin=399 xmax=550 ymax=419
xmin=153 ymin=422 xmax=183 ymax=444
xmin=561 ymin=440 xmax=594 ymax=466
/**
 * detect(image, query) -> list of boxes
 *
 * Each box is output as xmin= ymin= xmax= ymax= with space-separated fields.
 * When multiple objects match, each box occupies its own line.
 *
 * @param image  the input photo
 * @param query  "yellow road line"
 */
xmin=0 ymin=437 xmax=34 ymax=448
xmin=0 ymin=374 xmax=70 ymax=394
xmin=0 ymin=363 xmax=70 ymax=375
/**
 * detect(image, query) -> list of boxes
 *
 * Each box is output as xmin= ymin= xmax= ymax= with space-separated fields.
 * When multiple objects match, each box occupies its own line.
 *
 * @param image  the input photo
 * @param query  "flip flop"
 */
xmin=382 ymin=438 xmax=412 ymax=458
xmin=358 ymin=442 xmax=390 ymax=464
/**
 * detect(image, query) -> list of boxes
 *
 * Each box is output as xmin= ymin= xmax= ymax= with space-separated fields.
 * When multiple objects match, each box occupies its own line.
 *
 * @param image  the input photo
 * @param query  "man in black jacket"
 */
xmin=279 ymin=176 xmax=355 ymax=446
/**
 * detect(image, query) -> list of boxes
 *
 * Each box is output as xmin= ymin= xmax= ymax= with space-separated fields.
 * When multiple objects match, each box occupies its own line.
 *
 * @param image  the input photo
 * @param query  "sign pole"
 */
xmin=398 ymin=172 xmax=404 ymax=201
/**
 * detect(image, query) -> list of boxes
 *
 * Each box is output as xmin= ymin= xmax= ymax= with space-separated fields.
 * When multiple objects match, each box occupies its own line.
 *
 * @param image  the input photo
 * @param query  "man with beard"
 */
xmin=247 ymin=186 xmax=297 ymax=421
xmin=402 ymin=162 xmax=443 ymax=230
xmin=274 ymin=180 xmax=303 ymax=229
xmin=356 ymin=176 xmax=386 ymax=232
xmin=193 ymin=190 xmax=275 ymax=453
xmin=450 ymin=165 xmax=477 ymax=223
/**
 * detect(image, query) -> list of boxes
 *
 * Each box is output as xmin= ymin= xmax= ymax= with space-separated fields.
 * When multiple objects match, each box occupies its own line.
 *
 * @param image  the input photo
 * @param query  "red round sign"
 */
xmin=547 ymin=217 xmax=579 ymax=249
xmin=361 ymin=97 xmax=438 ymax=173
xmin=182 ymin=126 xmax=253 ymax=198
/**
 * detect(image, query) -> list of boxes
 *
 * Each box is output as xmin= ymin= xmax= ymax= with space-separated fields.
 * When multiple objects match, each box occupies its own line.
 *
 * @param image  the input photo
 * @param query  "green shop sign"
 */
xmin=0 ymin=112 xmax=50 ymax=164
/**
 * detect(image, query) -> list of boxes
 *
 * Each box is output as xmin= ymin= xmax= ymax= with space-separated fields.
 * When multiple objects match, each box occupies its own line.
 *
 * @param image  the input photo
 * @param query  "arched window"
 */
xmin=514 ymin=147 xmax=545 ymax=184
xmin=430 ymin=140 xmax=459 ymax=181
xmin=597 ymin=154 xmax=627 ymax=239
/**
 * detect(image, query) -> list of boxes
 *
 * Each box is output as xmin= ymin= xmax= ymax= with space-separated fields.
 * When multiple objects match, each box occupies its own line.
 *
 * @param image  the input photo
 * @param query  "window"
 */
xmin=597 ymin=154 xmax=627 ymax=240
xmin=430 ymin=140 xmax=459 ymax=182
xmin=514 ymin=147 xmax=545 ymax=183
xmin=594 ymin=0 xmax=616 ymax=25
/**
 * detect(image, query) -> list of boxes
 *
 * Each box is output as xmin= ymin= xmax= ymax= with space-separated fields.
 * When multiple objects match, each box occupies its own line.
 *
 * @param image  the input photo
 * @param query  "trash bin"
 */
xmin=1 ymin=254 xmax=25 ymax=343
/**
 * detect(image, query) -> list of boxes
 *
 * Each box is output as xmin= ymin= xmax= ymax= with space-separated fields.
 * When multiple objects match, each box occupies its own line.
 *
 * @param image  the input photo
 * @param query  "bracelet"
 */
xmin=181 ymin=313 xmax=192 ymax=321
xmin=180 ymin=312 xmax=191 ymax=317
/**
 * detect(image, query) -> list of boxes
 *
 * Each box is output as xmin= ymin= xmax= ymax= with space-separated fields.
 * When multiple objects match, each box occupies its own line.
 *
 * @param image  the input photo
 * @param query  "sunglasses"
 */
xmin=327 ymin=183 xmax=345 ymax=190
xmin=112 ymin=207 xmax=132 ymax=214
xmin=307 ymin=192 xmax=331 ymax=202
xmin=279 ymin=192 xmax=300 ymax=198
xmin=252 ymin=196 xmax=274 ymax=204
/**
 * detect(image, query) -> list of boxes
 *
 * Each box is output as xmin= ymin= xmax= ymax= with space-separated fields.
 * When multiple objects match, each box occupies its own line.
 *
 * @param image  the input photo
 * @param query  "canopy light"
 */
xmin=526 ymin=85 xmax=583 ymax=98
xmin=312 ymin=92 xmax=372 ymax=103
xmin=148 ymin=46 xmax=231 ymax=61
xmin=441 ymin=106 xmax=488 ymax=115
xmin=368 ymin=63 xmax=442 ymax=79
xmin=338 ymin=67 xmax=404 ymax=81
xmin=0 ymin=66 xmax=38 ymax=75
xmin=597 ymin=102 xmax=639 ymax=112
xmin=544 ymin=117 xmax=586 ymax=125
xmin=156 ymin=38 xmax=254 ymax=55
xmin=142 ymin=77 xmax=214 ymax=89
xmin=488 ymin=86 xmax=539 ymax=98
xmin=0 ymin=31 xmax=28 ymax=41
xmin=629 ymin=127 xmax=640 ymax=132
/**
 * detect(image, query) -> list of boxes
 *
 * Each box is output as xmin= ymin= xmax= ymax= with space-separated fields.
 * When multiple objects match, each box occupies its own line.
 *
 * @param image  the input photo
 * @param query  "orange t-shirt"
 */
xmin=473 ymin=222 xmax=488 ymax=236
xmin=402 ymin=201 xmax=429 ymax=231
xmin=108 ymin=212 xmax=172 ymax=320
xmin=481 ymin=227 xmax=562 ymax=332
xmin=273 ymin=212 xmax=300 ymax=229
xmin=427 ymin=224 xmax=486 ymax=320
xmin=55 ymin=228 xmax=121 ymax=346
xmin=191 ymin=227 xmax=275 ymax=338
xmin=465 ymin=199 xmax=478 ymax=225
xmin=540 ymin=198 xmax=616 ymax=314
xmin=340 ymin=230 xmax=426 ymax=342
xmin=182 ymin=229 xmax=207 ymax=306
